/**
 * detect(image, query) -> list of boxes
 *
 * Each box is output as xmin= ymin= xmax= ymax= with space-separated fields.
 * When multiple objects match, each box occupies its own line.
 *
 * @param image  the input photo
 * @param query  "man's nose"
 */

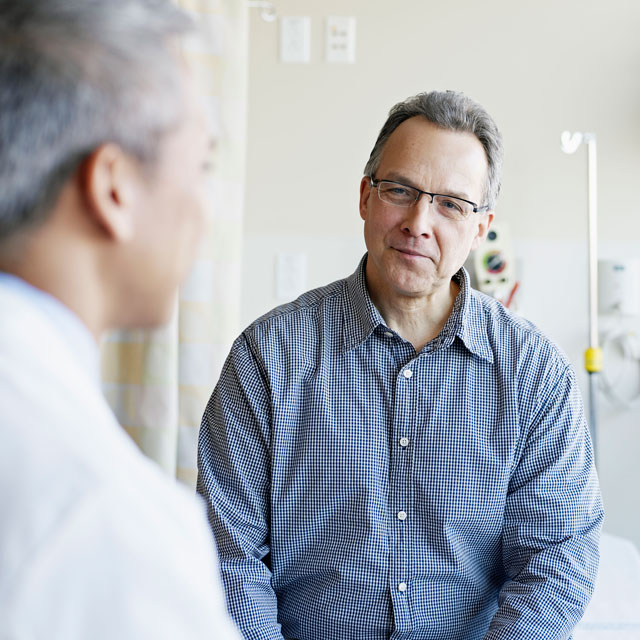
xmin=400 ymin=194 xmax=435 ymax=236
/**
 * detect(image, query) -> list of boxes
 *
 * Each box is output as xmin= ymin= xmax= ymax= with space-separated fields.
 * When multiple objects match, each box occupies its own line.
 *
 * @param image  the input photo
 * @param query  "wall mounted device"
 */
xmin=325 ymin=16 xmax=356 ymax=63
xmin=598 ymin=259 xmax=640 ymax=316
xmin=598 ymin=258 xmax=640 ymax=409
xmin=473 ymin=223 xmax=519 ymax=309
xmin=279 ymin=16 xmax=311 ymax=63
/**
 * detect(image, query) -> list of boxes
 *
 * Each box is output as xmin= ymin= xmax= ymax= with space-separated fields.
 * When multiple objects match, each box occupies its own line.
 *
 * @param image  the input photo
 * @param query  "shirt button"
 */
xmin=403 ymin=369 xmax=413 ymax=379
xmin=384 ymin=331 xmax=393 ymax=338
xmin=398 ymin=582 xmax=407 ymax=592
xmin=397 ymin=510 xmax=407 ymax=521
xmin=399 ymin=437 xmax=409 ymax=447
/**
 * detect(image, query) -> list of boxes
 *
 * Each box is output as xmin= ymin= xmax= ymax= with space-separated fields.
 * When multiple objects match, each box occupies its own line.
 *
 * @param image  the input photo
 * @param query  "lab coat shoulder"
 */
xmin=0 ymin=470 xmax=238 ymax=640
xmin=0 ymin=285 xmax=240 ymax=640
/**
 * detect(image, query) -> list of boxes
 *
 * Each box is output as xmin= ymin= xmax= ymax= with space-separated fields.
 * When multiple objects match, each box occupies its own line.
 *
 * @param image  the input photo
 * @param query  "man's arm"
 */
xmin=485 ymin=365 xmax=604 ymax=639
xmin=197 ymin=334 xmax=285 ymax=640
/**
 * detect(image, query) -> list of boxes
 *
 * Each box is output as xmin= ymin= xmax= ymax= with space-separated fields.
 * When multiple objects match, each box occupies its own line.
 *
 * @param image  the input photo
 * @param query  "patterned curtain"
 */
xmin=101 ymin=0 xmax=247 ymax=487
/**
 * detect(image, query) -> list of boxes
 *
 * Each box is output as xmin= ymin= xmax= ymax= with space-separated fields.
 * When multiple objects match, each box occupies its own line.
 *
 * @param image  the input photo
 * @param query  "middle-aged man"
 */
xmin=0 ymin=1 xmax=240 ymax=638
xmin=198 ymin=91 xmax=604 ymax=639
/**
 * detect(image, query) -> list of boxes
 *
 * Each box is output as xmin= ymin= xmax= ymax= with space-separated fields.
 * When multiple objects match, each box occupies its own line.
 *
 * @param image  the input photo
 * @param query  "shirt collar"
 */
xmin=342 ymin=255 xmax=494 ymax=363
xmin=452 ymin=267 xmax=494 ymax=363
xmin=343 ymin=254 xmax=386 ymax=352
xmin=0 ymin=272 xmax=100 ymax=380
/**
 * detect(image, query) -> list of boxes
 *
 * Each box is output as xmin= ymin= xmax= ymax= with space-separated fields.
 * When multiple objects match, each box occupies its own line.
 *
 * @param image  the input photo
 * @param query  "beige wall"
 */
xmin=243 ymin=0 xmax=640 ymax=545
xmin=246 ymin=0 xmax=640 ymax=242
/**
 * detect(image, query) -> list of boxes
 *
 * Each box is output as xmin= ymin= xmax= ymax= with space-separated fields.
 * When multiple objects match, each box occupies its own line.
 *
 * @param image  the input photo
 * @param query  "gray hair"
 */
xmin=0 ymin=0 xmax=194 ymax=244
xmin=364 ymin=90 xmax=504 ymax=209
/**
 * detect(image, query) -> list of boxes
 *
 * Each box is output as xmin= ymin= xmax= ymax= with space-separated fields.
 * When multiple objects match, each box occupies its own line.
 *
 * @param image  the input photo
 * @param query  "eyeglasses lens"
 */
xmin=376 ymin=181 xmax=472 ymax=220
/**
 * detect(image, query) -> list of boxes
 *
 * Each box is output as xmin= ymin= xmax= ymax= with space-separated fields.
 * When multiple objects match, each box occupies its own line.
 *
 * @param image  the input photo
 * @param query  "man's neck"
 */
xmin=369 ymin=279 xmax=459 ymax=353
xmin=0 ymin=230 xmax=105 ymax=342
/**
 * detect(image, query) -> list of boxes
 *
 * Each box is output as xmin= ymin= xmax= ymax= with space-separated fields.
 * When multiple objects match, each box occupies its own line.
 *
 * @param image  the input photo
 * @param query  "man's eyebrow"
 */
xmin=383 ymin=171 xmax=422 ymax=189
xmin=442 ymin=189 xmax=474 ymax=202
xmin=383 ymin=171 xmax=474 ymax=201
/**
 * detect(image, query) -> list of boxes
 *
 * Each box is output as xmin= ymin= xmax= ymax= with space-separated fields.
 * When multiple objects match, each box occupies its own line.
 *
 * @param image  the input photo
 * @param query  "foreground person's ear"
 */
xmin=81 ymin=143 xmax=141 ymax=242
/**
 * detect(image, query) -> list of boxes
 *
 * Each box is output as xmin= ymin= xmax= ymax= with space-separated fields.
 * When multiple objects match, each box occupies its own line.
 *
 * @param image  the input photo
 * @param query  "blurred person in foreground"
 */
xmin=0 ymin=1 xmax=239 ymax=637
xmin=198 ymin=90 xmax=604 ymax=639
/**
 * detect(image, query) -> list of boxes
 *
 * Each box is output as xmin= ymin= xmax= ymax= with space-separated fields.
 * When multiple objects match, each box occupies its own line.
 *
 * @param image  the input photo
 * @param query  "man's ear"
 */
xmin=81 ymin=144 xmax=139 ymax=242
xmin=359 ymin=176 xmax=371 ymax=221
xmin=470 ymin=211 xmax=494 ymax=252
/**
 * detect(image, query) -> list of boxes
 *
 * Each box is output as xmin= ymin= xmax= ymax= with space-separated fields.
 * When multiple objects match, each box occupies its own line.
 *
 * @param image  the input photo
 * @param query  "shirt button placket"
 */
xmin=391 ymin=362 xmax=415 ymax=628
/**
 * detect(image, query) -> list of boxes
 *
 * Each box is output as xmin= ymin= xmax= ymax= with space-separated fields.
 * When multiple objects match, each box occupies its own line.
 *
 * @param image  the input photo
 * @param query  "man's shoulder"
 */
xmin=467 ymin=287 xmax=572 ymax=370
xmin=243 ymin=276 xmax=349 ymax=340
xmin=0 ymin=376 xmax=217 ymax=605
xmin=0 ymin=294 xmax=211 ymax=565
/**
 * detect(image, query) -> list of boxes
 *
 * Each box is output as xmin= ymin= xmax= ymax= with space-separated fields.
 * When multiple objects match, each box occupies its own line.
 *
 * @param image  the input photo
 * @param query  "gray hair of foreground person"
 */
xmin=364 ymin=90 xmax=504 ymax=210
xmin=0 ymin=0 xmax=193 ymax=248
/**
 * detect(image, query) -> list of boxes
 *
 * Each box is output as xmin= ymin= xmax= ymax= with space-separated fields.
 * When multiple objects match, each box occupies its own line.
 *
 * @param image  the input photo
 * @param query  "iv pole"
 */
xmin=560 ymin=131 xmax=602 ymax=459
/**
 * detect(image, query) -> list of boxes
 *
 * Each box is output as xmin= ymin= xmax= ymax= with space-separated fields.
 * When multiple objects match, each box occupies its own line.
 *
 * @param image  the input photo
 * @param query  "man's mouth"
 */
xmin=393 ymin=246 xmax=429 ymax=259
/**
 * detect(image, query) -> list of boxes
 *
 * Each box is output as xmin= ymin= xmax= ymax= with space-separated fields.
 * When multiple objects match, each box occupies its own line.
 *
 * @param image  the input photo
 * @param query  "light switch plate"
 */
xmin=280 ymin=16 xmax=311 ymax=63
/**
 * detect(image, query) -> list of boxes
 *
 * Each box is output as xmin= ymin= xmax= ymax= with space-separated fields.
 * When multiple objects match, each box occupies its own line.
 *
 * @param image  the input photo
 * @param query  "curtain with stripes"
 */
xmin=101 ymin=0 xmax=247 ymax=487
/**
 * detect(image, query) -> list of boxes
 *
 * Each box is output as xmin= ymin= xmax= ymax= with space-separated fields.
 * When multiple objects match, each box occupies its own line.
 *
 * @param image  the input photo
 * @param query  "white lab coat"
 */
xmin=0 ymin=275 xmax=240 ymax=639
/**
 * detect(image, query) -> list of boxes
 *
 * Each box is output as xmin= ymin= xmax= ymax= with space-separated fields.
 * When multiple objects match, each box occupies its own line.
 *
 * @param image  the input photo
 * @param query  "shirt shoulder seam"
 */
xmin=243 ymin=280 xmax=348 ymax=336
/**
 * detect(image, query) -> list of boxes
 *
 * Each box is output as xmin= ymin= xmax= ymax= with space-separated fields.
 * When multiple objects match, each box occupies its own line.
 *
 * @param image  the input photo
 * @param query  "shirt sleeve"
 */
xmin=484 ymin=364 xmax=604 ymax=639
xmin=197 ymin=334 xmax=285 ymax=640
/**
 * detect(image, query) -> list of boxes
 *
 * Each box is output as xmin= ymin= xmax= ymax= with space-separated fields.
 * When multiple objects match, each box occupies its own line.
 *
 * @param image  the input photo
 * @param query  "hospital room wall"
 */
xmin=241 ymin=0 xmax=640 ymax=547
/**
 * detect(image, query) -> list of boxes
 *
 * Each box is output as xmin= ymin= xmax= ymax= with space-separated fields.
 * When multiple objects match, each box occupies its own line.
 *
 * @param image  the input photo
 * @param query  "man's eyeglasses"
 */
xmin=370 ymin=177 xmax=489 ymax=221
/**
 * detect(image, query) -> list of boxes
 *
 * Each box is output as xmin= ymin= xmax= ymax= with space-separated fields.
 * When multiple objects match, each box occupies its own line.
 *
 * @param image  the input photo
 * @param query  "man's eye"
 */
xmin=381 ymin=185 xmax=412 ymax=198
xmin=439 ymin=198 xmax=463 ymax=212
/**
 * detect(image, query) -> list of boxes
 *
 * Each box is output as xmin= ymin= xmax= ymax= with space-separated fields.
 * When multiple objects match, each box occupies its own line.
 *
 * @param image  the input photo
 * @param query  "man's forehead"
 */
xmin=376 ymin=117 xmax=488 ymax=197
xmin=381 ymin=118 xmax=485 ymax=164
xmin=386 ymin=116 xmax=482 ymax=151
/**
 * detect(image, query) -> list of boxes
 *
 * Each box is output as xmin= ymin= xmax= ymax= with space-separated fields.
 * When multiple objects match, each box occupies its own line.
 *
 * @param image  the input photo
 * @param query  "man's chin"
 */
xmin=386 ymin=263 xmax=436 ymax=289
xmin=387 ymin=275 xmax=438 ymax=299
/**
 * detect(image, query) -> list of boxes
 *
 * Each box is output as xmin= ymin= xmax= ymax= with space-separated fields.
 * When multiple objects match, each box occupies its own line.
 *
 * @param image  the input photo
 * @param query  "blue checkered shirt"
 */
xmin=197 ymin=255 xmax=603 ymax=640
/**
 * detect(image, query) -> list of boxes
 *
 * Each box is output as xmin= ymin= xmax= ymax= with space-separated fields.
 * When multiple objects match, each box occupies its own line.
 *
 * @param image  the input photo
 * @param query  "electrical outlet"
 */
xmin=326 ymin=16 xmax=356 ymax=63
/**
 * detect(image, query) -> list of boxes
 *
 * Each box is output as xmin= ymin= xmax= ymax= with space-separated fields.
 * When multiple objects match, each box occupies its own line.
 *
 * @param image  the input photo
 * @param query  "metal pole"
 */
xmin=561 ymin=131 xmax=602 ymax=462
xmin=585 ymin=135 xmax=599 ymax=350
xmin=588 ymin=372 xmax=598 ymax=455
xmin=584 ymin=134 xmax=601 ymax=460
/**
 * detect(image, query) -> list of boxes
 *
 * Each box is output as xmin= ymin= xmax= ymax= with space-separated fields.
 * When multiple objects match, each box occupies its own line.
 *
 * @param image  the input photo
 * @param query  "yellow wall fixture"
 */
xmin=585 ymin=346 xmax=603 ymax=374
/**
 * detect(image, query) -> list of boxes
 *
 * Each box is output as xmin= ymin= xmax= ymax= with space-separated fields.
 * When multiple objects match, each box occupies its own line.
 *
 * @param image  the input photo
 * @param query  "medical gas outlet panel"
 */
xmin=474 ymin=223 xmax=518 ymax=309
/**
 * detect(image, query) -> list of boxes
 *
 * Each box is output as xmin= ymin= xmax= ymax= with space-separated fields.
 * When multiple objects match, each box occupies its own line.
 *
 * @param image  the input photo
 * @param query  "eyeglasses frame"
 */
xmin=370 ymin=177 xmax=490 ymax=215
